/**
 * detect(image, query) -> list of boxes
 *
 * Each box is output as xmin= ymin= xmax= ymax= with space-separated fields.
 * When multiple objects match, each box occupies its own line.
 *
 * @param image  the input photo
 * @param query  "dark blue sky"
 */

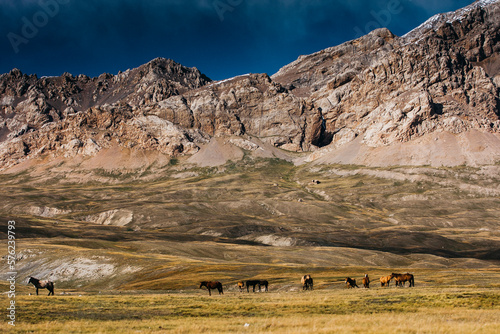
xmin=1 ymin=0 xmax=474 ymax=80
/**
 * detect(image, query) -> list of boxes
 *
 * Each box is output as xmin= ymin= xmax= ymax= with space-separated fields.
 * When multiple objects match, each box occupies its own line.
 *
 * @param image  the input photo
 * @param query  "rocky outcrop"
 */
xmin=274 ymin=1 xmax=500 ymax=150
xmin=0 ymin=59 xmax=211 ymax=167
xmin=0 ymin=58 xmax=210 ymax=140
xmin=153 ymin=73 xmax=324 ymax=151
xmin=0 ymin=103 xmax=204 ymax=168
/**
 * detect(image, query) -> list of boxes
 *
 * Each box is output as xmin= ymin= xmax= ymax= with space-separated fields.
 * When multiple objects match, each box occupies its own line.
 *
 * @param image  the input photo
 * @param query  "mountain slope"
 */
xmin=1 ymin=2 xmax=500 ymax=291
xmin=1 ymin=0 xmax=500 ymax=170
xmin=274 ymin=0 xmax=500 ymax=163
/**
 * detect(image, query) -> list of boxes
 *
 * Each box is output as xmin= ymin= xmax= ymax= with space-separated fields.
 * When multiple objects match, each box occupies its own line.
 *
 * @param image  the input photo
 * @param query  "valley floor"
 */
xmin=1 ymin=159 xmax=500 ymax=332
xmin=2 ymin=285 xmax=499 ymax=333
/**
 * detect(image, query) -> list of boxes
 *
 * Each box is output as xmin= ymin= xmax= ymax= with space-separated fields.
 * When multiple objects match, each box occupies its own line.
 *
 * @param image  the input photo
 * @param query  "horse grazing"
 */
xmin=246 ymin=280 xmax=268 ymax=292
xmin=345 ymin=277 xmax=359 ymax=288
xmin=237 ymin=281 xmax=245 ymax=292
xmin=391 ymin=273 xmax=414 ymax=287
xmin=28 ymin=277 xmax=54 ymax=296
xmin=362 ymin=274 xmax=370 ymax=288
xmin=301 ymin=274 xmax=313 ymax=291
xmin=199 ymin=281 xmax=223 ymax=296
xmin=380 ymin=275 xmax=392 ymax=287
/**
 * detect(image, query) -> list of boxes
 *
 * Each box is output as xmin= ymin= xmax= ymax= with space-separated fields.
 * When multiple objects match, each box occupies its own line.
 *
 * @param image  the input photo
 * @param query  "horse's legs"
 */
xmin=36 ymin=288 xmax=39 ymax=295
xmin=208 ymin=288 xmax=211 ymax=296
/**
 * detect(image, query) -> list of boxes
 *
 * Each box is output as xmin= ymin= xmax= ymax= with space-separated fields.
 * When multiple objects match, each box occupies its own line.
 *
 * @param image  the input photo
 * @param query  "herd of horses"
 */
xmin=27 ymin=272 xmax=414 ymax=297
xmin=198 ymin=273 xmax=414 ymax=296
xmin=345 ymin=273 xmax=415 ymax=289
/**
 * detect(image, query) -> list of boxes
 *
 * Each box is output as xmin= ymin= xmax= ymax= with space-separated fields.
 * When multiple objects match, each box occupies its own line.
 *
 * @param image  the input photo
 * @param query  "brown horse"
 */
xmin=380 ymin=275 xmax=392 ymax=287
xmin=28 ymin=277 xmax=54 ymax=296
xmin=362 ymin=274 xmax=370 ymax=288
xmin=246 ymin=280 xmax=268 ymax=292
xmin=301 ymin=275 xmax=313 ymax=291
xmin=345 ymin=277 xmax=359 ymax=288
xmin=199 ymin=281 xmax=223 ymax=296
xmin=391 ymin=273 xmax=415 ymax=287
xmin=237 ymin=281 xmax=245 ymax=292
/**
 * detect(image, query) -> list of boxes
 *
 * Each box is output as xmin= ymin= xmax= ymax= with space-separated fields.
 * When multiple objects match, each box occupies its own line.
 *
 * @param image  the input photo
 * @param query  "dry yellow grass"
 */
xmin=2 ymin=287 xmax=499 ymax=333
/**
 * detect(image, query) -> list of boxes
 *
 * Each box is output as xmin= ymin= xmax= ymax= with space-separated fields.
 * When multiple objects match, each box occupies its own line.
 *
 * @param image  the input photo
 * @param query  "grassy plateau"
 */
xmin=1 ymin=284 xmax=499 ymax=333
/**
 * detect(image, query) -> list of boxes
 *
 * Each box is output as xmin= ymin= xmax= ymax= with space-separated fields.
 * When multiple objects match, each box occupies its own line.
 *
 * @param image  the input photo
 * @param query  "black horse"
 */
xmin=199 ymin=281 xmax=223 ymax=296
xmin=246 ymin=280 xmax=268 ymax=292
xmin=344 ymin=277 xmax=359 ymax=288
xmin=28 ymin=277 xmax=54 ymax=296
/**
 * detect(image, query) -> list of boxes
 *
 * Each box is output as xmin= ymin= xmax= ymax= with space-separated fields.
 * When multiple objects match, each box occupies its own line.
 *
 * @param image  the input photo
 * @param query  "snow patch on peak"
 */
xmin=402 ymin=0 xmax=499 ymax=42
xmin=207 ymin=74 xmax=250 ymax=87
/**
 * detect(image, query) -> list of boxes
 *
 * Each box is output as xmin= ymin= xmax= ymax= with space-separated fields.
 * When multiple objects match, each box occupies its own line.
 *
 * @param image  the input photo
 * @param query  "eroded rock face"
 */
xmin=0 ymin=58 xmax=210 ymax=140
xmin=273 ymin=1 xmax=500 ymax=149
xmin=0 ymin=104 xmax=205 ymax=168
xmin=0 ymin=1 xmax=499 ymax=168
xmin=153 ymin=74 xmax=324 ymax=152
xmin=0 ymin=59 xmax=211 ymax=167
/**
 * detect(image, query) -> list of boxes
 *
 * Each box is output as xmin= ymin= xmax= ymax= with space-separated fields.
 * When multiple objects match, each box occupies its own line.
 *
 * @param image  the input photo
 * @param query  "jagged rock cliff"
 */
xmin=273 ymin=0 xmax=500 ymax=150
xmin=151 ymin=73 xmax=324 ymax=152
xmin=1 ymin=0 xmax=499 ymax=169
xmin=0 ymin=58 xmax=211 ymax=167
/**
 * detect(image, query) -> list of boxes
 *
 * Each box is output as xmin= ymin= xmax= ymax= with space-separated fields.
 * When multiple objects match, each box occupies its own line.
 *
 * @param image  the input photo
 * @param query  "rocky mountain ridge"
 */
xmin=273 ymin=0 xmax=500 ymax=148
xmin=1 ymin=0 xmax=499 ymax=170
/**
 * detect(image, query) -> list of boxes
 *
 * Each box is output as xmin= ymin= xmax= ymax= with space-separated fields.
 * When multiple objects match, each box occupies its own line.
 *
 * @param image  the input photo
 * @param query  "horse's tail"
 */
xmin=410 ymin=276 xmax=415 ymax=287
